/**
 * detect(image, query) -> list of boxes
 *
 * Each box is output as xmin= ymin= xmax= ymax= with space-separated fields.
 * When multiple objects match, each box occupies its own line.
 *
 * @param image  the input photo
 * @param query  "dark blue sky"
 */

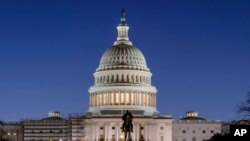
xmin=0 ymin=0 xmax=249 ymax=122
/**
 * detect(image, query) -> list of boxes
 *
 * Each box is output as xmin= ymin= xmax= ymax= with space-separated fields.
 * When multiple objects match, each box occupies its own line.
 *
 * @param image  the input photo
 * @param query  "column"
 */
xmin=137 ymin=124 xmax=140 ymax=141
xmin=124 ymin=91 xmax=126 ymax=105
xmin=119 ymin=91 xmax=121 ymax=105
xmin=154 ymin=95 xmax=156 ymax=107
xmin=93 ymin=94 xmax=96 ymax=107
xmin=118 ymin=74 xmax=121 ymax=82
xmin=102 ymin=92 xmax=106 ymax=106
xmin=96 ymin=94 xmax=100 ymax=106
xmin=99 ymin=93 xmax=102 ymax=106
xmin=134 ymin=123 xmax=137 ymax=141
xmin=104 ymin=125 xmax=106 ymax=141
xmin=116 ymin=124 xmax=119 ymax=141
xmin=138 ymin=93 xmax=140 ymax=106
xmin=136 ymin=91 xmax=140 ymax=105
xmin=109 ymin=92 xmax=111 ymax=105
xmin=104 ymin=125 xmax=107 ymax=141
xmin=134 ymin=124 xmax=137 ymax=141
xmin=89 ymin=94 xmax=91 ymax=107
xmin=153 ymin=124 xmax=156 ymax=141
xmin=96 ymin=93 xmax=98 ymax=106
xmin=148 ymin=123 xmax=152 ymax=141
xmin=107 ymin=124 xmax=110 ymax=141
xmin=131 ymin=92 xmax=134 ymax=105
xmin=114 ymin=74 xmax=116 ymax=83
xmin=150 ymin=94 xmax=152 ymax=107
xmin=152 ymin=95 xmax=154 ymax=107
xmin=114 ymin=92 xmax=117 ymax=105
xmin=135 ymin=92 xmax=137 ymax=105
xmin=96 ymin=125 xmax=99 ymax=141
xmin=93 ymin=124 xmax=96 ymax=141
xmin=144 ymin=124 xmax=147 ymax=141
xmin=141 ymin=94 xmax=143 ymax=106
xmin=94 ymin=94 xmax=96 ymax=106
xmin=92 ymin=94 xmax=94 ymax=107
xmin=107 ymin=93 xmax=110 ymax=105
xmin=118 ymin=123 xmax=121 ymax=141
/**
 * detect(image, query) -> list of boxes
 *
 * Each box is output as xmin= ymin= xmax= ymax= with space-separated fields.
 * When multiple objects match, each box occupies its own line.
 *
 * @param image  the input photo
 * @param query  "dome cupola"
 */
xmin=97 ymin=8 xmax=149 ymax=72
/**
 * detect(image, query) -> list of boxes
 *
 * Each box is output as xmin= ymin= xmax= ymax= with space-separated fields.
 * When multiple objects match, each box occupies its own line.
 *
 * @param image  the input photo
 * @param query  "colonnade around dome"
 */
xmin=89 ymin=91 xmax=156 ymax=107
xmin=94 ymin=71 xmax=152 ymax=86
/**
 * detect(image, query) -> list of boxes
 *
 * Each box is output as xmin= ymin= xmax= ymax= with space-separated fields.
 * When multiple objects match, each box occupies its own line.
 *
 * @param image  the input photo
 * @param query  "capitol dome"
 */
xmin=88 ymin=9 xmax=159 ymax=116
xmin=97 ymin=44 xmax=149 ymax=72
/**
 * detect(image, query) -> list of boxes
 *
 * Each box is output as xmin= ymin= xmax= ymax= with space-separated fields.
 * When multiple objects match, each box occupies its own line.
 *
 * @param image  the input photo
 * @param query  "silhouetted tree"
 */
xmin=206 ymin=133 xmax=230 ymax=141
xmin=237 ymin=91 xmax=250 ymax=118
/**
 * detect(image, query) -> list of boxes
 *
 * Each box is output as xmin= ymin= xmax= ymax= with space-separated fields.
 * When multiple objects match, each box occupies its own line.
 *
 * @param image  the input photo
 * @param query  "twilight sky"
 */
xmin=0 ymin=0 xmax=249 ymax=122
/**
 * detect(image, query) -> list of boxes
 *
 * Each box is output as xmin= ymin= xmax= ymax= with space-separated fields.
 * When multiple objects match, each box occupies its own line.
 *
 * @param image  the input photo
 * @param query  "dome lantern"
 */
xmin=114 ymin=8 xmax=132 ymax=45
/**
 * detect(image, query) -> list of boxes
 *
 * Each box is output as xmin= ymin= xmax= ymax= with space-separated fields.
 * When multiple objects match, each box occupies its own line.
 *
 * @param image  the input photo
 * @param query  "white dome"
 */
xmin=97 ymin=44 xmax=149 ymax=72
xmin=87 ymin=9 xmax=159 ymax=116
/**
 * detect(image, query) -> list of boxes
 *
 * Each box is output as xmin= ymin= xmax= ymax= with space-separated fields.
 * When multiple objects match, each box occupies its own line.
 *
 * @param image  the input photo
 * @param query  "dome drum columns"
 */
xmin=94 ymin=71 xmax=152 ymax=86
xmin=89 ymin=91 xmax=156 ymax=108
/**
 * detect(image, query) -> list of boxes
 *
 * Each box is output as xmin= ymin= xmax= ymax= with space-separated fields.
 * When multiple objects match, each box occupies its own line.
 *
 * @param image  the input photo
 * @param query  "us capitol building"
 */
xmin=0 ymin=10 xmax=224 ymax=141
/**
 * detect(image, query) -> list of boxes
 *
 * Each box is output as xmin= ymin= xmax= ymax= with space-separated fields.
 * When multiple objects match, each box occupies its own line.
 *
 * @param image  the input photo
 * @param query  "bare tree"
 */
xmin=237 ymin=91 xmax=250 ymax=119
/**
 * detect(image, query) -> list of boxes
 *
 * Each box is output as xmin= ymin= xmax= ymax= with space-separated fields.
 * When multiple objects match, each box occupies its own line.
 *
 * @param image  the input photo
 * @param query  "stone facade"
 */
xmin=85 ymin=9 xmax=172 ymax=141
xmin=172 ymin=112 xmax=222 ymax=141
xmin=22 ymin=112 xmax=69 ymax=141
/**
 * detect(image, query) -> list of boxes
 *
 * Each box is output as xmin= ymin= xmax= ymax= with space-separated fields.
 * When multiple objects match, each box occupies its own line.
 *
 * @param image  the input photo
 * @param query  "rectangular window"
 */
xmin=139 ymin=94 xmax=141 ymax=105
xmin=111 ymin=93 xmax=114 ymax=104
xmin=95 ymin=95 xmax=97 ymax=106
xmin=143 ymin=94 xmax=146 ymax=105
xmin=115 ymin=93 xmax=119 ymax=105
xmin=146 ymin=94 xmax=149 ymax=106
xmin=97 ymin=94 xmax=99 ymax=106
xmin=99 ymin=94 xmax=102 ymax=105
xmin=160 ymin=136 xmax=164 ymax=141
xmin=126 ymin=93 xmax=130 ymax=104
xmin=121 ymin=93 xmax=124 ymax=104
xmin=131 ymin=93 xmax=134 ymax=105
xmin=103 ymin=93 xmax=106 ymax=105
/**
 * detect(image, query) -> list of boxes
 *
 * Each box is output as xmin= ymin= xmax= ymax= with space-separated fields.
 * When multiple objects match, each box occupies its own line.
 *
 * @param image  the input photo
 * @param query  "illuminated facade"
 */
xmin=83 ymin=9 xmax=172 ymax=141
xmin=88 ymin=10 xmax=158 ymax=116
xmin=0 ymin=9 xmax=225 ymax=141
